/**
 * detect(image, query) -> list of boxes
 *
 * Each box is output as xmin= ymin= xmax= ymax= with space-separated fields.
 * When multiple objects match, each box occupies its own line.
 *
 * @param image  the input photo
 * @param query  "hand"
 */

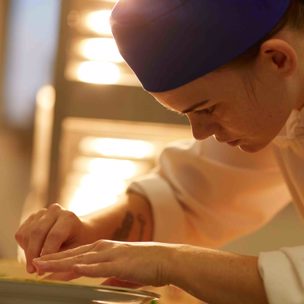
xmin=33 ymin=240 xmax=269 ymax=304
xmin=33 ymin=240 xmax=176 ymax=287
xmin=15 ymin=204 xmax=95 ymax=273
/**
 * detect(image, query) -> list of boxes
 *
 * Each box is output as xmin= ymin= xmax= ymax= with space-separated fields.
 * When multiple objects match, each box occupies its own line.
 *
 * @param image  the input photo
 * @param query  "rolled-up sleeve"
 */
xmin=129 ymin=137 xmax=291 ymax=247
xmin=259 ymin=246 xmax=304 ymax=304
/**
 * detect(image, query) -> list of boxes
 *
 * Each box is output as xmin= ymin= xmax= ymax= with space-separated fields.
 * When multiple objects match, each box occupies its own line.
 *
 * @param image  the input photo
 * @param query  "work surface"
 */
xmin=0 ymin=259 xmax=101 ymax=286
xmin=0 ymin=260 xmax=203 ymax=304
xmin=0 ymin=260 xmax=160 ymax=303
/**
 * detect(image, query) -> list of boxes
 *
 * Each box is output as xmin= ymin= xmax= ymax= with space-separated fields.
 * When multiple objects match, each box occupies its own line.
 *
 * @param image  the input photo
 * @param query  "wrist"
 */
xmin=165 ymin=244 xmax=190 ymax=287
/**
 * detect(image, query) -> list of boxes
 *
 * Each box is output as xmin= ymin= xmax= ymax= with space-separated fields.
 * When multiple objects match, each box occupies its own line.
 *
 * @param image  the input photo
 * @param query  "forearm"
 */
xmin=81 ymin=191 xmax=153 ymax=242
xmin=169 ymin=246 xmax=268 ymax=304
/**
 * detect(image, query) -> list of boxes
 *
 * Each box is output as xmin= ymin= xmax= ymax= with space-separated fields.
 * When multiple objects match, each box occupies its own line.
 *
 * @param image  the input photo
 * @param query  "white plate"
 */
xmin=0 ymin=277 xmax=159 ymax=304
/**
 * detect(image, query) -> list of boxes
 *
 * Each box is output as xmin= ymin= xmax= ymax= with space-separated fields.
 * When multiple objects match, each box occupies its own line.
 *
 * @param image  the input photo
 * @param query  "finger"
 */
xmin=15 ymin=209 xmax=47 ymax=249
xmin=15 ymin=217 xmax=36 ymax=273
xmin=37 ymin=242 xmax=96 ymax=261
xmin=42 ymin=272 xmax=81 ymax=281
xmin=40 ymin=212 xmax=76 ymax=256
xmin=33 ymin=251 xmax=108 ymax=273
xmin=102 ymin=278 xmax=142 ymax=289
xmin=15 ymin=214 xmax=36 ymax=249
xmin=15 ymin=210 xmax=47 ymax=273
xmin=26 ymin=212 xmax=60 ymax=268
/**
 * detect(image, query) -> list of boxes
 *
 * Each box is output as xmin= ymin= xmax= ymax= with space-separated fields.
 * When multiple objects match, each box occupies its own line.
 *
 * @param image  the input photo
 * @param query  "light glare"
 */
xmin=78 ymin=38 xmax=124 ymax=63
xmin=80 ymin=137 xmax=156 ymax=159
xmin=84 ymin=10 xmax=112 ymax=35
xmin=76 ymin=61 xmax=120 ymax=84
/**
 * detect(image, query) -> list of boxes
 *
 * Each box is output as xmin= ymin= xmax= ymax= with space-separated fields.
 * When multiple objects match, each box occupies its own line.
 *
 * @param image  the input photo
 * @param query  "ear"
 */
xmin=258 ymin=39 xmax=298 ymax=77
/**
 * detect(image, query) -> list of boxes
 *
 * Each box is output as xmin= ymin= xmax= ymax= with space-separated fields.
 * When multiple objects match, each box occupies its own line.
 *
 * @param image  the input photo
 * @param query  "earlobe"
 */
xmin=259 ymin=39 xmax=297 ymax=76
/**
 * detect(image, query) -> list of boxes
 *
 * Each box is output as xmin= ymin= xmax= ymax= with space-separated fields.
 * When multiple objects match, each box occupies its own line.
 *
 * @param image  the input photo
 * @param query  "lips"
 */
xmin=227 ymin=140 xmax=240 ymax=146
xmin=214 ymin=136 xmax=241 ymax=146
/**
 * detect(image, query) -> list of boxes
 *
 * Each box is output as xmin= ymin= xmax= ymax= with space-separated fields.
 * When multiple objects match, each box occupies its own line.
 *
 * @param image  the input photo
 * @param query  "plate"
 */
xmin=0 ymin=277 xmax=159 ymax=304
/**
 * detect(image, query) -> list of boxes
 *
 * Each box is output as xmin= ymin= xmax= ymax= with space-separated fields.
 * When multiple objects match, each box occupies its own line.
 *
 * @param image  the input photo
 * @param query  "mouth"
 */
xmin=214 ymin=136 xmax=240 ymax=146
xmin=227 ymin=139 xmax=240 ymax=146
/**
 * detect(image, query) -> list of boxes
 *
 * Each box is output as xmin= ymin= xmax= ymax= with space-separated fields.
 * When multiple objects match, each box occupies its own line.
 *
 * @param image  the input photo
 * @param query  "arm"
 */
xmin=33 ymin=241 xmax=269 ymax=304
xmin=171 ymin=245 xmax=268 ymax=304
xmin=82 ymin=191 xmax=153 ymax=242
xmin=15 ymin=191 xmax=153 ymax=273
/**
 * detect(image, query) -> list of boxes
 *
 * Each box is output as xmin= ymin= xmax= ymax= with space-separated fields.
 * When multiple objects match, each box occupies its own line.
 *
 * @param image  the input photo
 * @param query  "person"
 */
xmin=15 ymin=0 xmax=304 ymax=303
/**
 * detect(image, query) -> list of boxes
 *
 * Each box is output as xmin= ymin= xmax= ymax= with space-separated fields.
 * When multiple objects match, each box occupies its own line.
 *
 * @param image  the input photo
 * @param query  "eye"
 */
xmin=194 ymin=105 xmax=216 ymax=115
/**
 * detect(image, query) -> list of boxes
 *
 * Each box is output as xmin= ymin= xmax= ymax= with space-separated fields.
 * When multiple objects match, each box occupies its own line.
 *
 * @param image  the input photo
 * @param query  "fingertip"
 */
xmin=73 ymin=264 xmax=85 ymax=273
xmin=26 ymin=264 xmax=36 ymax=273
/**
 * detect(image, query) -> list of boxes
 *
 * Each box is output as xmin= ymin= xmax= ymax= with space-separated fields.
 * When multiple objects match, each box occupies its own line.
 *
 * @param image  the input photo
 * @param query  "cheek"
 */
xmin=214 ymin=104 xmax=259 ymax=135
xmin=212 ymin=106 xmax=242 ymax=129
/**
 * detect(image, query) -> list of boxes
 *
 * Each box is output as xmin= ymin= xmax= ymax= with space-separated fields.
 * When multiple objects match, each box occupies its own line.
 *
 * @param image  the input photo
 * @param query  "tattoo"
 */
xmin=112 ymin=212 xmax=134 ymax=241
xmin=112 ymin=212 xmax=147 ymax=241
xmin=137 ymin=214 xmax=146 ymax=241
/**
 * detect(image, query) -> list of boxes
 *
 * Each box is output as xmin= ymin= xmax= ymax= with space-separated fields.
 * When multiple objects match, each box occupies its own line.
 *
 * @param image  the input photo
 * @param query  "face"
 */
xmin=150 ymin=65 xmax=295 ymax=153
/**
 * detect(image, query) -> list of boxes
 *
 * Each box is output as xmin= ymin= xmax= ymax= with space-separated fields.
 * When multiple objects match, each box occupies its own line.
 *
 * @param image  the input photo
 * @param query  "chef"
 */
xmin=16 ymin=0 xmax=304 ymax=303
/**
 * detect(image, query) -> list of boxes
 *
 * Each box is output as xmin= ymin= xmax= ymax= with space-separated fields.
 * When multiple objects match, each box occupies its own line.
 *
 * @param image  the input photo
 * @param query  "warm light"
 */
xmin=78 ymin=38 xmax=124 ymax=63
xmin=64 ymin=157 xmax=151 ymax=216
xmin=76 ymin=61 xmax=120 ymax=84
xmin=80 ymin=137 xmax=157 ymax=159
xmin=73 ymin=157 xmax=147 ymax=179
xmin=68 ymin=174 xmax=127 ymax=216
xmin=84 ymin=10 xmax=112 ymax=35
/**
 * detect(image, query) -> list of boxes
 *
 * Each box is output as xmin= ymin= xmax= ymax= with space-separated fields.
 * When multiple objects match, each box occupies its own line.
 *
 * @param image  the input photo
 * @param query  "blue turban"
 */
xmin=111 ymin=0 xmax=291 ymax=92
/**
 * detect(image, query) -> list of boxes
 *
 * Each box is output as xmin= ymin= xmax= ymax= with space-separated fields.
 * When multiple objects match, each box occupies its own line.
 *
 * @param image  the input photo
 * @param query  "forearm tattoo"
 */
xmin=112 ymin=211 xmax=134 ymax=241
xmin=112 ymin=211 xmax=147 ymax=241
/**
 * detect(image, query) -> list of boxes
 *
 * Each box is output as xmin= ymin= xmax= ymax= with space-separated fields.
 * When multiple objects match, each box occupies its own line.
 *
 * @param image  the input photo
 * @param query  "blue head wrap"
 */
xmin=111 ymin=0 xmax=291 ymax=92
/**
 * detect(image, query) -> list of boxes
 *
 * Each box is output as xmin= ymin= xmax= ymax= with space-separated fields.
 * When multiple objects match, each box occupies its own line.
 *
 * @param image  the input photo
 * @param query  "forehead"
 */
xmin=150 ymin=68 xmax=241 ymax=108
xmin=150 ymin=75 xmax=208 ymax=108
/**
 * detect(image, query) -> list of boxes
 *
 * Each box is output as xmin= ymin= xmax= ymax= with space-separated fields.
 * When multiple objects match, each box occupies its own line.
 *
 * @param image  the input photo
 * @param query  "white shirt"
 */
xmin=129 ymin=108 xmax=304 ymax=304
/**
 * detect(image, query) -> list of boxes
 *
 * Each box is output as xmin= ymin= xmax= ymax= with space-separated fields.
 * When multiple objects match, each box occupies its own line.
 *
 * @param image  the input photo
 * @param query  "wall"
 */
xmin=2 ymin=0 xmax=60 ymax=128
xmin=0 ymin=0 xmax=9 ymax=123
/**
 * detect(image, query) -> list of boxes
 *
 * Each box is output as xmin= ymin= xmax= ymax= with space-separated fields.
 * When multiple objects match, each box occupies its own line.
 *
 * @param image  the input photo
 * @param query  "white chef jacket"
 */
xmin=129 ymin=108 xmax=304 ymax=304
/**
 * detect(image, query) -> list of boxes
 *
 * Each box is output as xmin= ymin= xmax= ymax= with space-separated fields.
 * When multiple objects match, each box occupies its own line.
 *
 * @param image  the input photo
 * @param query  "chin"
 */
xmin=239 ymin=142 xmax=269 ymax=153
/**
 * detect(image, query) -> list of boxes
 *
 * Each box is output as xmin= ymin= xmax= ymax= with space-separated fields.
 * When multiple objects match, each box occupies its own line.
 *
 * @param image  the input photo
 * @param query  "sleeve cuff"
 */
xmin=258 ymin=246 xmax=304 ymax=304
xmin=128 ymin=173 xmax=186 ymax=243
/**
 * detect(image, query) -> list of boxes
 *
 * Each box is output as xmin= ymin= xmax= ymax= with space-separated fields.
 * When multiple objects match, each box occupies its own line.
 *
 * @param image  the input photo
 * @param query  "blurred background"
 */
xmin=0 ymin=1 xmax=303 ymax=303
xmin=0 ymin=0 xmax=190 ymax=259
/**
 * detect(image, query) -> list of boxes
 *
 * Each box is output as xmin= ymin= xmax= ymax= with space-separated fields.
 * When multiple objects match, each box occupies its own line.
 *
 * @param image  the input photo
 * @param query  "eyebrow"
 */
xmin=181 ymin=99 xmax=210 ymax=114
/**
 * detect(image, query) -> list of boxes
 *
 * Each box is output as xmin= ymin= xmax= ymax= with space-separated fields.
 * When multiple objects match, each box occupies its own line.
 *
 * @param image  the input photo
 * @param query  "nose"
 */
xmin=188 ymin=118 xmax=218 ymax=141
xmin=187 ymin=113 xmax=219 ymax=140
xmin=191 ymin=127 xmax=215 ymax=140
